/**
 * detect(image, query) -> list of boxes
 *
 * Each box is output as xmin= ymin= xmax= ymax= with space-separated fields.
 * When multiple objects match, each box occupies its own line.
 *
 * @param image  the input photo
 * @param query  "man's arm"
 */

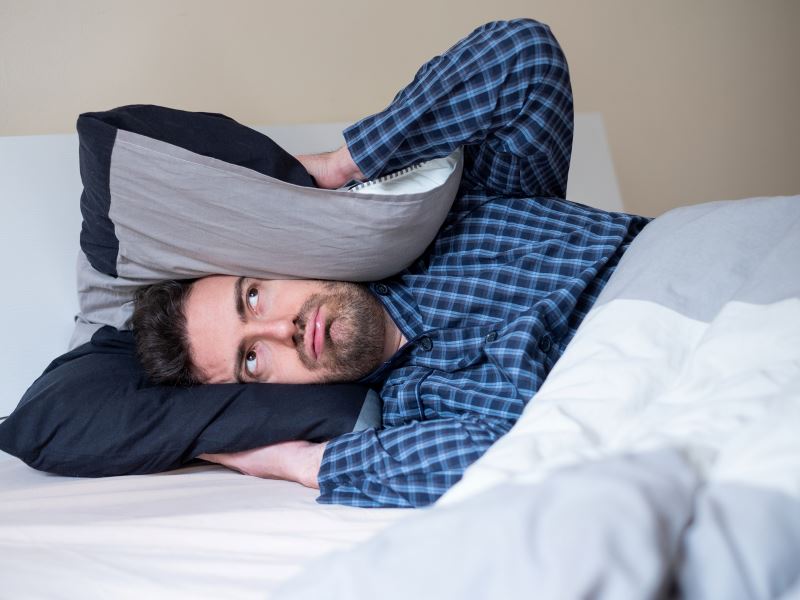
xmin=209 ymin=20 xmax=573 ymax=506
xmin=198 ymin=412 xmax=512 ymax=508
xmin=302 ymin=19 xmax=573 ymax=198
xmin=319 ymin=20 xmax=572 ymax=508
xmin=318 ymin=415 xmax=513 ymax=507
xmin=199 ymin=440 xmax=327 ymax=489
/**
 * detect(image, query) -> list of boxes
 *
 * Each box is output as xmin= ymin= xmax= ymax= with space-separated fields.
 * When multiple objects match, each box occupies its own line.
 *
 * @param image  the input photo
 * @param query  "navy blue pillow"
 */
xmin=0 ymin=326 xmax=379 ymax=477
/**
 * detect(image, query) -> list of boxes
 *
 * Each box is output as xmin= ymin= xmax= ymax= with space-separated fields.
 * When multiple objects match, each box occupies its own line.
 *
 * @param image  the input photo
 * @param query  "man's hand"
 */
xmin=296 ymin=145 xmax=365 ymax=190
xmin=198 ymin=440 xmax=327 ymax=489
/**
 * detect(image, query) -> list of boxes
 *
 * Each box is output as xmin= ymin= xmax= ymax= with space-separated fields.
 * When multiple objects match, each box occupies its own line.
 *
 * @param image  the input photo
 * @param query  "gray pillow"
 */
xmin=109 ymin=130 xmax=462 ymax=282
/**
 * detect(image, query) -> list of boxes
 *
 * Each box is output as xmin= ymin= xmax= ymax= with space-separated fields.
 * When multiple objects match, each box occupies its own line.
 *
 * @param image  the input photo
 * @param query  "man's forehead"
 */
xmin=185 ymin=275 xmax=239 ymax=383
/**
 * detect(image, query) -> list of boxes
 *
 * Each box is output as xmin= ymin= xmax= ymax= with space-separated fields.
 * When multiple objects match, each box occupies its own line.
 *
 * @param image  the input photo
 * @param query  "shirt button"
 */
xmin=485 ymin=331 xmax=498 ymax=343
xmin=419 ymin=336 xmax=433 ymax=351
xmin=374 ymin=283 xmax=390 ymax=295
xmin=538 ymin=335 xmax=552 ymax=353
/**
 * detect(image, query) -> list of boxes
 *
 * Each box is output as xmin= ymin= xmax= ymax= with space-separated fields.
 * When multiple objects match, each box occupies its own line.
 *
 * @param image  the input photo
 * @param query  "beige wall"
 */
xmin=1 ymin=0 xmax=798 ymax=216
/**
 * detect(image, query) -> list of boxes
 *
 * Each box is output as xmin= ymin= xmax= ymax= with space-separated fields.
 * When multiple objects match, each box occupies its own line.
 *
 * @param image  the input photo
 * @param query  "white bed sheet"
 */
xmin=0 ymin=450 xmax=407 ymax=599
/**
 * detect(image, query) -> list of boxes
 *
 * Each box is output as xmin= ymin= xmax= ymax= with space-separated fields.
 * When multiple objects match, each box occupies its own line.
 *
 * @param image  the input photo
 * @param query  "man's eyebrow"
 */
xmin=234 ymin=276 xmax=247 ymax=384
xmin=235 ymin=276 xmax=247 ymax=323
xmin=234 ymin=347 xmax=246 ymax=385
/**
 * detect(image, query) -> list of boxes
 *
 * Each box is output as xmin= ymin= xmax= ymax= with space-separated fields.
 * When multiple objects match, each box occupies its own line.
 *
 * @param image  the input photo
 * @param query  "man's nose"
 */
xmin=245 ymin=318 xmax=298 ymax=345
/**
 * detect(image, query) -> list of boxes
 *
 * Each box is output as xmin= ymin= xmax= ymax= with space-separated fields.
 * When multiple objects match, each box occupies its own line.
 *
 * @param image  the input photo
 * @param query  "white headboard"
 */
xmin=0 ymin=114 xmax=622 ymax=418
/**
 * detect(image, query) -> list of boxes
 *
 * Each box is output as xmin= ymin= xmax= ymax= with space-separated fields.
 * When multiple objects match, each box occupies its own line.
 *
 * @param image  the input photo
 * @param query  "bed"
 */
xmin=1 ymin=116 xmax=798 ymax=599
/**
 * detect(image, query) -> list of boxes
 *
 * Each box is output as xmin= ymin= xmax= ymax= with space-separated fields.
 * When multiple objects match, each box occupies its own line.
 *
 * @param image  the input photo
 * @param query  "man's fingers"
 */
xmin=296 ymin=146 xmax=364 ymax=189
xmin=197 ymin=441 xmax=324 ymax=488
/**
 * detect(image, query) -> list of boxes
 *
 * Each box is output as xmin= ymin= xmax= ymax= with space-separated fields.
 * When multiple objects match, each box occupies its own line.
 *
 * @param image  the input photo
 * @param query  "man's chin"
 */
xmin=310 ymin=357 xmax=381 ymax=385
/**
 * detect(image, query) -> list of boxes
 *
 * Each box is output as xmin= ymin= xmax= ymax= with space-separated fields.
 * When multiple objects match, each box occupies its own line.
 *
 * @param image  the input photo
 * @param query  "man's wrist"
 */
xmin=299 ymin=441 xmax=327 ymax=489
xmin=276 ymin=440 xmax=327 ymax=489
xmin=332 ymin=145 xmax=365 ymax=186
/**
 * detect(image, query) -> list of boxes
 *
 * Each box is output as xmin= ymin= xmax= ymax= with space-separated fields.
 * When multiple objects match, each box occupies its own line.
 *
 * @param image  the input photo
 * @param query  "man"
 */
xmin=132 ymin=19 xmax=650 ymax=508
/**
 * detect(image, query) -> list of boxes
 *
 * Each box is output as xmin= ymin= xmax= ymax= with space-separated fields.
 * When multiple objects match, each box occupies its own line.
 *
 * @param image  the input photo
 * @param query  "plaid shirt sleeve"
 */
xmin=318 ymin=413 xmax=514 ymax=508
xmin=317 ymin=20 xmax=577 ymax=508
xmin=343 ymin=18 xmax=574 ymax=198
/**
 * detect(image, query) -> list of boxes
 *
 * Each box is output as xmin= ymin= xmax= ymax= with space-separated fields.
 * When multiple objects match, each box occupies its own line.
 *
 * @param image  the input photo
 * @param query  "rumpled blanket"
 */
xmin=277 ymin=196 xmax=800 ymax=600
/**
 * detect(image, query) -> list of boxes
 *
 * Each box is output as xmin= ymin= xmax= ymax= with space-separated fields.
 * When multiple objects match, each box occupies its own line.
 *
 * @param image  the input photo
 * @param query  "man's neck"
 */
xmin=381 ymin=311 xmax=406 ymax=362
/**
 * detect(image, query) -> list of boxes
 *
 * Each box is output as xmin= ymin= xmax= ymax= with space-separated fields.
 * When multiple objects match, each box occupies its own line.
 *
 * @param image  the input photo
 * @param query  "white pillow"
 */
xmin=349 ymin=149 xmax=463 ymax=195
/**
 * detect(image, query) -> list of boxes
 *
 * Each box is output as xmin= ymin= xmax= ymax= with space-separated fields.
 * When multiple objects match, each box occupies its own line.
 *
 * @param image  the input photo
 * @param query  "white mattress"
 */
xmin=0 ymin=450 xmax=407 ymax=599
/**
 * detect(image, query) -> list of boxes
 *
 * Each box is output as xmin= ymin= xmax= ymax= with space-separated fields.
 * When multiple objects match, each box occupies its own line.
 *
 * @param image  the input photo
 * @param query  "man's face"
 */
xmin=183 ymin=276 xmax=387 ymax=384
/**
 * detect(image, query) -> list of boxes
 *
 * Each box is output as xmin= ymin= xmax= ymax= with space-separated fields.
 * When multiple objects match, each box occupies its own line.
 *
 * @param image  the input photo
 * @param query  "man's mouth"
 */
xmin=305 ymin=305 xmax=326 ymax=361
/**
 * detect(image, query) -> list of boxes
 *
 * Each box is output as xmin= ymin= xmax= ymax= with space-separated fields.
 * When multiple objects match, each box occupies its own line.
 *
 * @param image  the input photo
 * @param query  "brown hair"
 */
xmin=131 ymin=279 xmax=200 ymax=386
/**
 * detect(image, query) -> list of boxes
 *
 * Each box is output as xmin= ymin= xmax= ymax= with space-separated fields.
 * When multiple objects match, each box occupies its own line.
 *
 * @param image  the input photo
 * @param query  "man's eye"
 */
xmin=245 ymin=350 xmax=258 ymax=376
xmin=247 ymin=287 xmax=259 ymax=310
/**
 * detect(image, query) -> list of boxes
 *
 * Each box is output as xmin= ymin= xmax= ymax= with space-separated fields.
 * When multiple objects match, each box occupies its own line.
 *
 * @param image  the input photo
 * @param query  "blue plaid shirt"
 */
xmin=317 ymin=19 xmax=650 ymax=508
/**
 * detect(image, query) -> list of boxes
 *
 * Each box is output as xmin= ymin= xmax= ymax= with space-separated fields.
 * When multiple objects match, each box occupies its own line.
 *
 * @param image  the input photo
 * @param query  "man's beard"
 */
xmin=293 ymin=282 xmax=387 ymax=383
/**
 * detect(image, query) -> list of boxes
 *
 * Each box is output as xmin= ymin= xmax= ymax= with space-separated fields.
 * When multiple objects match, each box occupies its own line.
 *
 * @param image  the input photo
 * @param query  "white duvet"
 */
xmin=280 ymin=196 xmax=800 ymax=600
xmin=443 ymin=296 xmax=800 ymax=505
